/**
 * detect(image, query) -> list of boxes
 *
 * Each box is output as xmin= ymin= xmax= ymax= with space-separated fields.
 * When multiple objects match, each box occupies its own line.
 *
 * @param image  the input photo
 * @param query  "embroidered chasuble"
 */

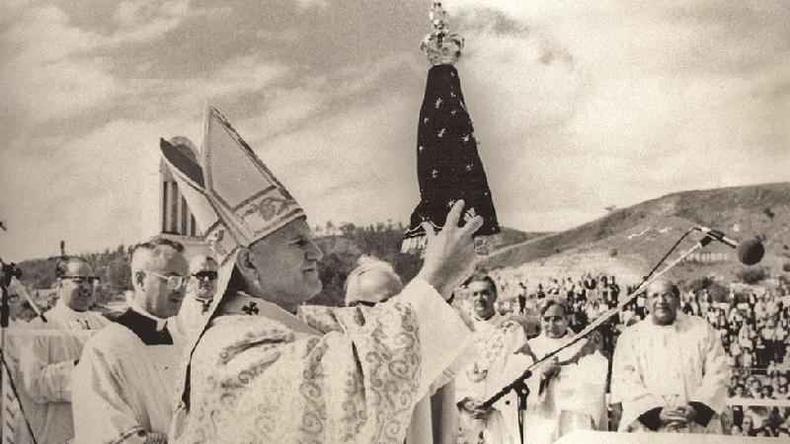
xmin=171 ymin=279 xmax=470 ymax=444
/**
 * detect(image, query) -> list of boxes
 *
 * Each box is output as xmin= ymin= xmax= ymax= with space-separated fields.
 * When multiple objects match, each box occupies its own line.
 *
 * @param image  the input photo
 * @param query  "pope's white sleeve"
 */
xmin=396 ymin=278 xmax=472 ymax=399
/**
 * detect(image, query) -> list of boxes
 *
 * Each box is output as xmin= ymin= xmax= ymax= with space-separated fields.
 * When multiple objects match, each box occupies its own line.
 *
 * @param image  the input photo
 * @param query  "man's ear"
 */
xmin=236 ymin=247 xmax=257 ymax=281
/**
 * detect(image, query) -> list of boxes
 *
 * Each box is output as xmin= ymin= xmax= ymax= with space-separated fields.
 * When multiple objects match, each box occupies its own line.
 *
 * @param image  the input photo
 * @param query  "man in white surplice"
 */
xmin=16 ymin=257 xmax=109 ymax=444
xmin=172 ymin=255 xmax=218 ymax=339
xmin=522 ymin=300 xmax=608 ymax=444
xmin=455 ymin=273 xmax=532 ymax=444
xmin=611 ymin=279 xmax=729 ymax=433
xmin=72 ymin=237 xmax=189 ymax=444
xmin=159 ymin=109 xmax=480 ymax=444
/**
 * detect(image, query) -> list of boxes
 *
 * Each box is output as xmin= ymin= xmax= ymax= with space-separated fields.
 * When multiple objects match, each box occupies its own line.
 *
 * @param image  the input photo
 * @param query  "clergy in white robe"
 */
xmin=455 ymin=273 xmax=532 ymax=444
xmin=159 ymin=110 xmax=482 ymax=444
xmin=611 ymin=279 xmax=729 ymax=434
xmin=15 ymin=257 xmax=109 ymax=444
xmin=173 ymin=255 xmax=218 ymax=340
xmin=523 ymin=300 xmax=608 ymax=444
xmin=72 ymin=237 xmax=189 ymax=444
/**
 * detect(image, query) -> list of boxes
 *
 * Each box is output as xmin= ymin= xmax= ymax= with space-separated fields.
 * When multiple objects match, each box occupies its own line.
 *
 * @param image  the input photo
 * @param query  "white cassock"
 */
xmin=72 ymin=307 xmax=186 ymax=443
xmin=522 ymin=331 xmax=608 ymax=444
xmin=455 ymin=313 xmax=532 ymax=444
xmin=13 ymin=302 xmax=108 ymax=444
xmin=170 ymin=279 xmax=471 ymax=444
xmin=611 ymin=312 xmax=729 ymax=433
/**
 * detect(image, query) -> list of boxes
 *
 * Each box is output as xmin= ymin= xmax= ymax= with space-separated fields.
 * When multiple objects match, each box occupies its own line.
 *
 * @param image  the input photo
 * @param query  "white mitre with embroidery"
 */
xmin=160 ymin=105 xmax=305 ymax=267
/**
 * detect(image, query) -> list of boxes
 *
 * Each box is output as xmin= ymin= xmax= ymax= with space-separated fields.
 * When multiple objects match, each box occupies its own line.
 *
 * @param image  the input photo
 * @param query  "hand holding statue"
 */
xmin=416 ymin=200 xmax=484 ymax=299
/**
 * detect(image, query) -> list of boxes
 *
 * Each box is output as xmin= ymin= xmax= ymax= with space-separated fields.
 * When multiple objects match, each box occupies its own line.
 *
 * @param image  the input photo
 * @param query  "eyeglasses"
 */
xmin=61 ymin=276 xmax=99 ymax=284
xmin=148 ymin=272 xmax=188 ymax=290
xmin=192 ymin=271 xmax=218 ymax=281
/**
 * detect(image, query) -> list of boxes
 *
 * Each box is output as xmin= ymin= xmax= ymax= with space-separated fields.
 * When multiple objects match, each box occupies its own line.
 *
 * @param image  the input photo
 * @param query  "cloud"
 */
xmin=0 ymin=6 xmax=116 ymax=124
xmin=0 ymin=117 xmax=198 ymax=259
xmin=1 ymin=1 xmax=197 ymax=126
xmin=110 ymin=0 xmax=191 ymax=45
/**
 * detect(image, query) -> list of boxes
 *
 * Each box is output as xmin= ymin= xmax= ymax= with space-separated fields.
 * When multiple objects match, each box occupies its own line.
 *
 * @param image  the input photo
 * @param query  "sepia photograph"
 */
xmin=1 ymin=0 xmax=789 ymax=442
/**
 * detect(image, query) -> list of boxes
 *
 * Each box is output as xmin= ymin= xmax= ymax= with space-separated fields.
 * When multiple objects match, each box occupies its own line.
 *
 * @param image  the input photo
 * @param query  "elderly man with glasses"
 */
xmin=73 ymin=236 xmax=189 ymax=444
xmin=14 ymin=257 xmax=110 ymax=444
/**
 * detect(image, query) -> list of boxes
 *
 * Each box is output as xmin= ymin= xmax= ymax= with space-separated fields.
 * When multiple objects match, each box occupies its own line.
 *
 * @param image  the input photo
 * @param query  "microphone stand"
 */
xmin=1 ymin=259 xmax=39 ymax=444
xmin=480 ymin=226 xmax=712 ymax=410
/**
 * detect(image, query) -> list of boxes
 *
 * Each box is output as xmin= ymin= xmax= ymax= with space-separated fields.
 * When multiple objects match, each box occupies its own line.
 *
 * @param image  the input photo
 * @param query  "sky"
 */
xmin=1 ymin=0 xmax=788 ymax=260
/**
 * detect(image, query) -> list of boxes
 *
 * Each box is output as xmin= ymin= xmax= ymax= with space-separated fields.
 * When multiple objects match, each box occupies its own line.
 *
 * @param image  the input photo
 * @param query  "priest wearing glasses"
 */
xmin=73 ymin=237 xmax=189 ymax=444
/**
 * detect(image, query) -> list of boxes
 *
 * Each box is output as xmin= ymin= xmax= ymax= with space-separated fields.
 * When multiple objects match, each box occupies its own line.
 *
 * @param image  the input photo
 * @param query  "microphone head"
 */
xmin=737 ymin=238 xmax=765 ymax=266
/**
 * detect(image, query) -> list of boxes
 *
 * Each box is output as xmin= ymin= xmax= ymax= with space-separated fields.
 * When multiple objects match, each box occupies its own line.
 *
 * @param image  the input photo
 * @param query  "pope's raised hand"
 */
xmin=416 ymin=200 xmax=484 ymax=299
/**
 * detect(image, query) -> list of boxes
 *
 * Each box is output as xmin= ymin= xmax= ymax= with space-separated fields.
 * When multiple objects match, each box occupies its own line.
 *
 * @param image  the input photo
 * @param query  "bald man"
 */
xmin=73 ymin=237 xmax=189 ymax=444
xmin=173 ymin=255 xmax=218 ymax=338
xmin=343 ymin=256 xmax=403 ymax=307
xmin=611 ymin=279 xmax=729 ymax=434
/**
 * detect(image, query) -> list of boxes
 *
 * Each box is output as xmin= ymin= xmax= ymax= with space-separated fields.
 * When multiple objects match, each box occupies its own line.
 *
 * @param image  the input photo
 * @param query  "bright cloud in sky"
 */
xmin=0 ymin=0 xmax=788 ymax=260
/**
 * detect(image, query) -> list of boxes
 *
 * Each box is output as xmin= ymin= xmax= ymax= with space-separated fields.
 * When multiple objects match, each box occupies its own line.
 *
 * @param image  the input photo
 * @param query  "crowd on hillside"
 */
xmin=486 ymin=267 xmax=790 ymax=436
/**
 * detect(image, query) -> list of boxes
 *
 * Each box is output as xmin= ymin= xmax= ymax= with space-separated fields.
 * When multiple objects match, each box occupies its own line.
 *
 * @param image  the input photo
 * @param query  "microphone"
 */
xmin=694 ymin=226 xmax=738 ymax=248
xmin=694 ymin=226 xmax=765 ymax=265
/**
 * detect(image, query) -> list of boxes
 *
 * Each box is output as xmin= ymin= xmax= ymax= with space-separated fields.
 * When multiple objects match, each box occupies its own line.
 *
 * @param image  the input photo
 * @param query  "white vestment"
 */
xmin=611 ymin=312 xmax=729 ymax=433
xmin=170 ymin=279 xmax=470 ymax=444
xmin=72 ymin=308 xmax=186 ymax=443
xmin=14 ymin=302 xmax=108 ymax=444
xmin=455 ymin=313 xmax=532 ymax=444
xmin=297 ymin=303 xmax=461 ymax=444
xmin=172 ymin=295 xmax=211 ymax=342
xmin=522 ymin=331 xmax=608 ymax=444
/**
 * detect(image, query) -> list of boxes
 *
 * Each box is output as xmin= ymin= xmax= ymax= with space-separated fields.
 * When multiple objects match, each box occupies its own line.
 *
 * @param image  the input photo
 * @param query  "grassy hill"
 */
xmin=483 ymin=182 xmax=790 ymax=284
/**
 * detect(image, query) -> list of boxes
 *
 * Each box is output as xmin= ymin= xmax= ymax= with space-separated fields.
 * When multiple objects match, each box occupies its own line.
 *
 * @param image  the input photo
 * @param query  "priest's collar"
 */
xmin=220 ymin=292 xmax=319 ymax=336
xmin=129 ymin=302 xmax=168 ymax=331
xmin=472 ymin=311 xmax=500 ymax=324
xmin=53 ymin=299 xmax=94 ymax=317
xmin=114 ymin=306 xmax=173 ymax=345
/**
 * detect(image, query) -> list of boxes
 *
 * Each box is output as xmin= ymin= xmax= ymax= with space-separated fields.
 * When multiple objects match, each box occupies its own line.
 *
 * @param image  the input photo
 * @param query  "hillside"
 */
xmin=483 ymin=182 xmax=790 ymax=284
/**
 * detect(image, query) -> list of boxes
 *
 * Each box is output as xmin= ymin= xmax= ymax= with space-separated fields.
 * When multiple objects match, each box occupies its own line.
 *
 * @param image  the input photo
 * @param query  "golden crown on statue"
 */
xmin=420 ymin=1 xmax=464 ymax=65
